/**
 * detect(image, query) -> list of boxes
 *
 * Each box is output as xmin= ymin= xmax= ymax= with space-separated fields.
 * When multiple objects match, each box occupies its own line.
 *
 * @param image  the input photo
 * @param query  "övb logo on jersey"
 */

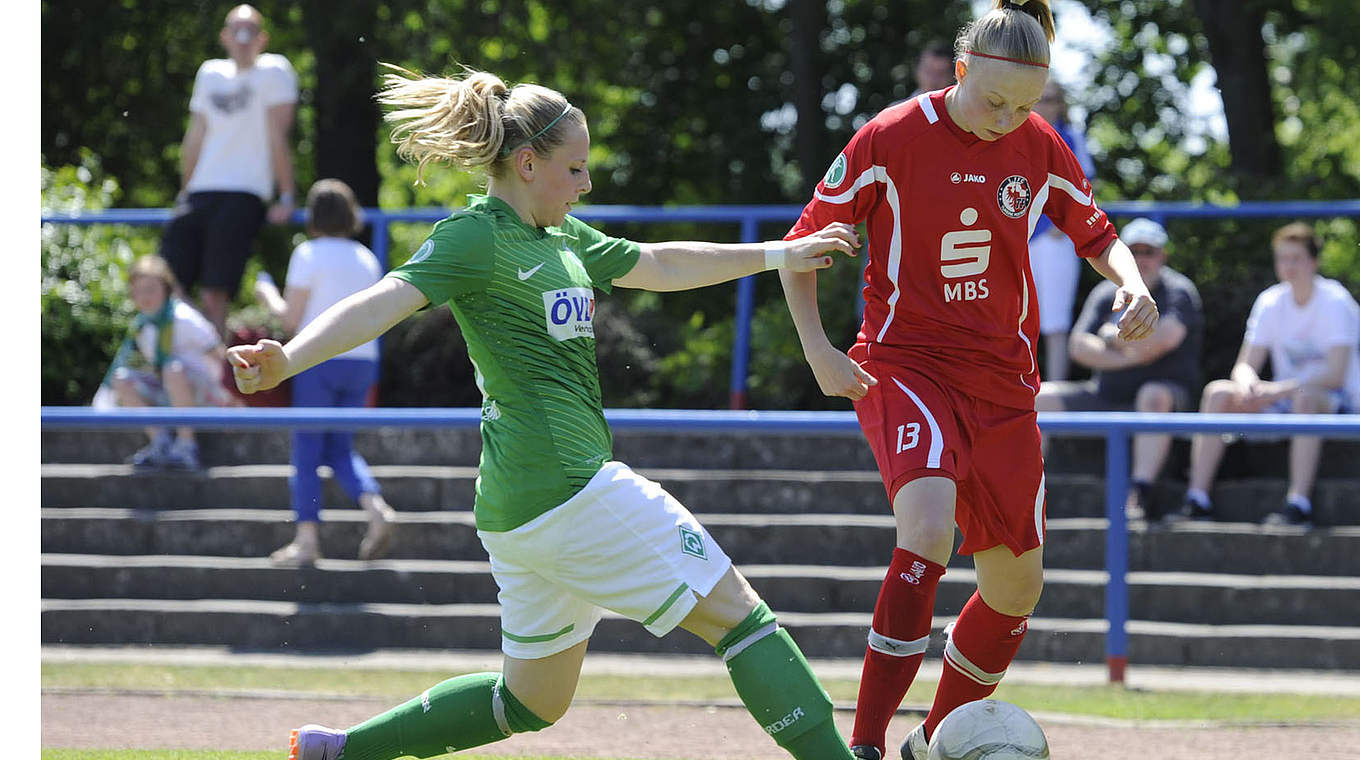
xmin=823 ymin=153 xmax=848 ymax=189
xmin=409 ymin=239 xmax=435 ymax=264
xmin=679 ymin=526 xmax=708 ymax=559
xmin=542 ymin=287 xmax=595 ymax=341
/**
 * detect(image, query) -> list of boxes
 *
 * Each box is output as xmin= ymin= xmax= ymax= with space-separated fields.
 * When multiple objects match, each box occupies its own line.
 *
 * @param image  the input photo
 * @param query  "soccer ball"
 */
xmin=926 ymin=699 xmax=1050 ymax=760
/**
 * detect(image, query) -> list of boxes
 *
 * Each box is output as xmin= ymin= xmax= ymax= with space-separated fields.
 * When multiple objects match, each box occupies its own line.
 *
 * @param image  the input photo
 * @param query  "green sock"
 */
xmin=340 ymin=673 xmax=550 ymax=760
xmin=717 ymin=602 xmax=854 ymax=760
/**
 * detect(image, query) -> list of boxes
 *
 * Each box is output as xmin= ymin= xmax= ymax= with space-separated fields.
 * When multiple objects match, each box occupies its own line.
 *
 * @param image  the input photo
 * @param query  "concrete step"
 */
xmin=37 ymin=463 xmax=1360 ymax=526
xmin=41 ymin=508 xmax=1360 ymax=577
xmin=39 ymin=597 xmax=1360 ymax=670
xmin=41 ymin=554 xmax=1360 ymax=627
xmin=1043 ymin=435 xmax=1360 ymax=480
xmin=43 ymin=427 xmax=1360 ymax=477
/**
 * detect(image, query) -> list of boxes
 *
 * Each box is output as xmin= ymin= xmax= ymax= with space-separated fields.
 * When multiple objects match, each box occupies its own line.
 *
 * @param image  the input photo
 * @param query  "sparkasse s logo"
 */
xmin=824 ymin=153 xmax=848 ymax=189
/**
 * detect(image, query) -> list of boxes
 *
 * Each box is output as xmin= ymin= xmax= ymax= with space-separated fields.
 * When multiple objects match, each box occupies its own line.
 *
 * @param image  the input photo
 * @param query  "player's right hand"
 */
xmin=808 ymin=344 xmax=877 ymax=401
xmin=228 ymin=339 xmax=288 ymax=394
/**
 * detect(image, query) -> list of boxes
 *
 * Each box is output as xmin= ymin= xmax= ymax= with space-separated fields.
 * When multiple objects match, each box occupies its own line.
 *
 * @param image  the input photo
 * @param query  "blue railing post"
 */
xmin=730 ymin=215 xmax=760 ymax=409
xmin=370 ymin=210 xmax=391 ymax=270
xmin=1104 ymin=428 xmax=1131 ymax=683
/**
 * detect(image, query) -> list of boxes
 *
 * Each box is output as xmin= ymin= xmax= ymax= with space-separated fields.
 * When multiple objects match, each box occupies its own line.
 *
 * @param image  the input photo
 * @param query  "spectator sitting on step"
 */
xmin=254 ymin=179 xmax=397 ymax=565
xmin=99 ymin=255 xmax=236 ymax=470
xmin=1034 ymin=218 xmax=1203 ymax=521
xmin=1180 ymin=222 xmax=1360 ymax=528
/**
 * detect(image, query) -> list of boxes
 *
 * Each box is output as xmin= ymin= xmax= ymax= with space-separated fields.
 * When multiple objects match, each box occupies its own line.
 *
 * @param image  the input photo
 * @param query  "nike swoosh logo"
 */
xmin=517 ymin=263 xmax=545 ymax=280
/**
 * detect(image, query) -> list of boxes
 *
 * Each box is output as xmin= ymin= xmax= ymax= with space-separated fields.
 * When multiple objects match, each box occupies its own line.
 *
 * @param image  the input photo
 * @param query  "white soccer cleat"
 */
xmin=288 ymin=724 xmax=347 ymax=760
xmin=900 ymin=722 xmax=928 ymax=760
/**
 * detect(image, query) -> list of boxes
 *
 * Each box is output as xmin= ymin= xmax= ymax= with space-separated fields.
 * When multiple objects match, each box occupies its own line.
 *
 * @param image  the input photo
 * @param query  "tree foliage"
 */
xmin=40 ymin=0 xmax=1360 ymax=408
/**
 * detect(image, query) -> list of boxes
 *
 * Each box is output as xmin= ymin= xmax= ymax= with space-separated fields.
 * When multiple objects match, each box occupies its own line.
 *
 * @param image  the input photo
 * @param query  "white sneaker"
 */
xmin=899 ymin=723 xmax=928 ymax=760
xmin=288 ymin=724 xmax=347 ymax=760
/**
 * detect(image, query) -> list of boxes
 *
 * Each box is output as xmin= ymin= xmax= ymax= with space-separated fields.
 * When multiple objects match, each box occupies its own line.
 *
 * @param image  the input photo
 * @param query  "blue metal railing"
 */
xmin=41 ymin=200 xmax=1360 ymax=409
xmin=39 ymin=405 xmax=1360 ymax=681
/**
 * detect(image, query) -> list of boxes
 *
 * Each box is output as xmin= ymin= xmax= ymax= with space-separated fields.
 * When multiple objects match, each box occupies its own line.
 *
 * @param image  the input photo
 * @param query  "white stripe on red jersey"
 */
xmin=788 ymin=88 xmax=1117 ymax=409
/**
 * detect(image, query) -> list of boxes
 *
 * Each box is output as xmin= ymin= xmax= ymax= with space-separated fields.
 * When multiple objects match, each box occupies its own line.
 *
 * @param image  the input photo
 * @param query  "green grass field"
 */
xmin=42 ymin=661 xmax=1360 ymax=722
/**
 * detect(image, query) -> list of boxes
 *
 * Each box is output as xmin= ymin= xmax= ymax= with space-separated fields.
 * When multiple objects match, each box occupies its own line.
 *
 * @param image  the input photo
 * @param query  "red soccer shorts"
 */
xmin=851 ymin=356 xmax=1046 ymax=557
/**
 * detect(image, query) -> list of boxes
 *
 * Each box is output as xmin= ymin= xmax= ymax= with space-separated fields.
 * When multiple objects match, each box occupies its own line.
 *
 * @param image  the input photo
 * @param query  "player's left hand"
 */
xmin=1111 ymin=287 xmax=1158 ymax=341
xmin=785 ymin=222 xmax=861 ymax=272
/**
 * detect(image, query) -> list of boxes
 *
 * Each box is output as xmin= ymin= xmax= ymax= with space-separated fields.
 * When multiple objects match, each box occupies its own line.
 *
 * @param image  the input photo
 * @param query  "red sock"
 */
xmin=850 ymin=548 xmax=946 ymax=753
xmin=923 ymin=591 xmax=1029 ymax=738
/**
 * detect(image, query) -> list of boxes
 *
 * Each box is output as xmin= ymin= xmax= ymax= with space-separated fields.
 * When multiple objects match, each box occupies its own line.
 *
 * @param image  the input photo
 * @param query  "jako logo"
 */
xmin=764 ymin=706 xmax=805 ymax=735
xmin=543 ymin=287 xmax=595 ymax=341
xmin=900 ymin=560 xmax=928 ymax=585
xmin=964 ymin=173 xmax=986 ymax=183
xmin=1010 ymin=619 xmax=1028 ymax=637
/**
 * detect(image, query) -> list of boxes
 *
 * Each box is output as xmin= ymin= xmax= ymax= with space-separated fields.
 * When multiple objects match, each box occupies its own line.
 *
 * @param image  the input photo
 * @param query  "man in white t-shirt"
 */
xmin=160 ymin=3 xmax=298 ymax=338
xmin=1179 ymin=223 xmax=1360 ymax=527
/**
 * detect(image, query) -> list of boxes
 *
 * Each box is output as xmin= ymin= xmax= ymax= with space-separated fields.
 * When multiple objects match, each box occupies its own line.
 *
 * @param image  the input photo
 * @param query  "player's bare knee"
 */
xmin=684 ymin=566 xmax=760 ymax=645
xmin=502 ymin=673 xmax=574 ymax=724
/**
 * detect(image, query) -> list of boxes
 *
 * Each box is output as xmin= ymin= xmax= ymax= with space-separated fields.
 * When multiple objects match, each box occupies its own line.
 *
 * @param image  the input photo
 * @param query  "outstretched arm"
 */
xmin=613 ymin=222 xmax=859 ymax=292
xmin=229 ymin=277 xmax=427 ymax=393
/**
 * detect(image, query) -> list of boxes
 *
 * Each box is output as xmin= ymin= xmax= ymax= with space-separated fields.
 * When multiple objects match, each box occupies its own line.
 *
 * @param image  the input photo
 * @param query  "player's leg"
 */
xmin=295 ymin=539 xmax=594 ymax=760
xmin=849 ymin=477 xmax=953 ymax=759
xmin=922 ymin=544 xmax=1042 ymax=740
xmin=846 ymin=365 xmax=961 ymax=759
xmin=682 ymin=565 xmax=855 ymax=760
xmin=914 ymin=401 xmax=1045 ymax=750
xmin=303 ymin=643 xmax=583 ymax=760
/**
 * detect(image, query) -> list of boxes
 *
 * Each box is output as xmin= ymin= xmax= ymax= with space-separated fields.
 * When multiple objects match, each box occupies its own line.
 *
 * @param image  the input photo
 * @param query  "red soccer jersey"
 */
xmin=787 ymin=88 xmax=1117 ymax=410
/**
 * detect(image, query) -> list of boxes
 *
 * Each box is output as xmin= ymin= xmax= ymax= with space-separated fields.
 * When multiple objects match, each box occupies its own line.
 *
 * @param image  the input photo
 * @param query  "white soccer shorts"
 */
xmin=477 ymin=460 xmax=732 ymax=659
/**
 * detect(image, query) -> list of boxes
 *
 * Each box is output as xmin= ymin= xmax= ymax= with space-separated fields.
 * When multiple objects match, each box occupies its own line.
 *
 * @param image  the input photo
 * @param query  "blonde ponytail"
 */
xmin=956 ymin=0 xmax=1055 ymax=70
xmin=377 ymin=63 xmax=584 ymax=185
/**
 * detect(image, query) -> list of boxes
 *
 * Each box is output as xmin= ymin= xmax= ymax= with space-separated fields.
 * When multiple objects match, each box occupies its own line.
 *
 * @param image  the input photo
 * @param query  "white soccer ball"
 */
xmin=926 ymin=699 xmax=1050 ymax=760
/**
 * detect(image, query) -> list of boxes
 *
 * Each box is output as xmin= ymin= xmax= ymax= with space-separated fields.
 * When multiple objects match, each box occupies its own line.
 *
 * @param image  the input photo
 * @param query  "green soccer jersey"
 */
xmin=388 ymin=194 xmax=642 ymax=531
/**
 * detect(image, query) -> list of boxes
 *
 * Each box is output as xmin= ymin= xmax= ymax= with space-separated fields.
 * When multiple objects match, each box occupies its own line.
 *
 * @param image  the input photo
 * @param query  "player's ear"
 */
xmin=954 ymin=58 xmax=968 ymax=83
xmin=513 ymin=148 xmax=535 ymax=182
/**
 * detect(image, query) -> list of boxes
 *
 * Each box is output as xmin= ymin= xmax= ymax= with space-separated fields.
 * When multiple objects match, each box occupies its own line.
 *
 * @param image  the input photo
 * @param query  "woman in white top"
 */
xmin=256 ymin=179 xmax=397 ymax=564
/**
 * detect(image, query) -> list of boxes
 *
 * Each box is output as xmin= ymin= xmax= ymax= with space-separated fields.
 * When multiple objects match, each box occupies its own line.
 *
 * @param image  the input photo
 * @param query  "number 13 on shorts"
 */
xmin=896 ymin=422 xmax=921 ymax=453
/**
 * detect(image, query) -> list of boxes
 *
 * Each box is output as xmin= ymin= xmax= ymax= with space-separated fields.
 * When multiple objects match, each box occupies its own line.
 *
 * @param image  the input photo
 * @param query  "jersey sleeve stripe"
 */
xmin=813 ymin=165 xmax=885 ymax=204
xmin=917 ymin=92 xmax=940 ymax=123
xmin=1047 ymin=172 xmax=1094 ymax=206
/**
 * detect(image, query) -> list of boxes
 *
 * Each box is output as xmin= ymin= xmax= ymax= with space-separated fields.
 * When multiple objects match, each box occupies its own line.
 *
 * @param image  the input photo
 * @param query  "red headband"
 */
xmin=966 ymin=50 xmax=1049 ymax=69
